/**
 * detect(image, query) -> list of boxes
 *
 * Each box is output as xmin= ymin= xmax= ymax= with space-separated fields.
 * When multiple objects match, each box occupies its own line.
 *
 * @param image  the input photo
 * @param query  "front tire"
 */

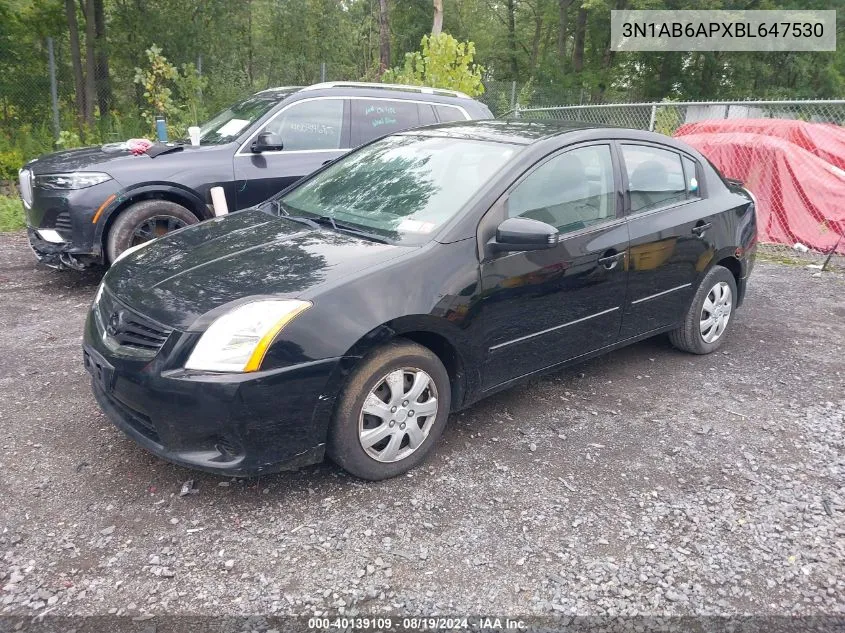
xmin=327 ymin=340 xmax=451 ymax=480
xmin=669 ymin=265 xmax=737 ymax=355
xmin=106 ymin=199 xmax=198 ymax=264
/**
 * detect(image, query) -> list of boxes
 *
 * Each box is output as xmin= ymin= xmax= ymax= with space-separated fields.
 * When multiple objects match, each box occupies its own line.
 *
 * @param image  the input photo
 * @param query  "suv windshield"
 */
xmin=280 ymin=134 xmax=518 ymax=245
xmin=199 ymin=93 xmax=288 ymax=145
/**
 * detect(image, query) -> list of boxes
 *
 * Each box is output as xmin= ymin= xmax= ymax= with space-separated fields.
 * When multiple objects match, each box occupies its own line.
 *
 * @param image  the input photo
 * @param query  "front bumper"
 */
xmin=83 ymin=311 xmax=342 ymax=476
xmin=24 ymin=180 xmax=120 ymax=267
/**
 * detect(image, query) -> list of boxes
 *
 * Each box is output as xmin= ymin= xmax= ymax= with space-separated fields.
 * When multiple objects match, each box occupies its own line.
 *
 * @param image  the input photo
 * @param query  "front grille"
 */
xmin=54 ymin=211 xmax=72 ymax=233
xmin=95 ymin=289 xmax=172 ymax=354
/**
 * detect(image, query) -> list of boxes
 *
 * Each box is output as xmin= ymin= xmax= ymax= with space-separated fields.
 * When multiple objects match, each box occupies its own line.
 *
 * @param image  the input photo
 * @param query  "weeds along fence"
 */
xmin=514 ymin=100 xmax=845 ymax=265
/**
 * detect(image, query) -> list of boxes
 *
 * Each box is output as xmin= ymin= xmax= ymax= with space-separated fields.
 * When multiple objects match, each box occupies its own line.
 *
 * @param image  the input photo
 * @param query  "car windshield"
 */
xmin=279 ymin=134 xmax=518 ymax=245
xmin=198 ymin=94 xmax=285 ymax=145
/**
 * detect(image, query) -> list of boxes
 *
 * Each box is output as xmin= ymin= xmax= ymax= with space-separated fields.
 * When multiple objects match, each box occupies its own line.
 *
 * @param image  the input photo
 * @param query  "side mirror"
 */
xmin=251 ymin=131 xmax=284 ymax=153
xmin=489 ymin=216 xmax=559 ymax=252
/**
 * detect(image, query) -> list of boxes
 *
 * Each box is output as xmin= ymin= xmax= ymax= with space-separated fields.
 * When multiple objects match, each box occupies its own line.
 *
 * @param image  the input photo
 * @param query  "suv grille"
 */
xmin=95 ymin=289 xmax=172 ymax=354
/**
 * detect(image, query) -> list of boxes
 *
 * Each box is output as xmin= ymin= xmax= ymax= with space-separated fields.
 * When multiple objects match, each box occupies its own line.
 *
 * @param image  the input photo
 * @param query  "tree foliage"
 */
xmin=383 ymin=33 xmax=485 ymax=96
xmin=0 ymin=0 xmax=842 ymax=160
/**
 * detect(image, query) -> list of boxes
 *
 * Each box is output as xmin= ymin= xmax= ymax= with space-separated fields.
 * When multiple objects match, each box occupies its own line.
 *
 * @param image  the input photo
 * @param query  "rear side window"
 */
xmin=435 ymin=105 xmax=466 ymax=122
xmin=351 ymin=99 xmax=420 ymax=145
xmin=621 ymin=144 xmax=688 ymax=214
xmin=264 ymin=99 xmax=345 ymax=151
xmin=682 ymin=155 xmax=700 ymax=196
xmin=418 ymin=104 xmax=437 ymax=125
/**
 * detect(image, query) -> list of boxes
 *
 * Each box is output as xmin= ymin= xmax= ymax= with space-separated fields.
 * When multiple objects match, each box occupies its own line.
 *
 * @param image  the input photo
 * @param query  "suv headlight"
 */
xmin=185 ymin=300 xmax=311 ymax=373
xmin=36 ymin=172 xmax=112 ymax=190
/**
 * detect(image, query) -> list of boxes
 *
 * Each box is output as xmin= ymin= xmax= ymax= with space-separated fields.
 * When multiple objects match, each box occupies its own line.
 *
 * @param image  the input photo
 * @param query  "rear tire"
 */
xmin=327 ymin=339 xmax=451 ymax=481
xmin=669 ymin=265 xmax=737 ymax=355
xmin=106 ymin=199 xmax=198 ymax=264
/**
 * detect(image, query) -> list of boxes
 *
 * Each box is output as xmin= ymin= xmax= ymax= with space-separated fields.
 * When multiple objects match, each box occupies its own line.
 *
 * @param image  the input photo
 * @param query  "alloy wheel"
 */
xmin=700 ymin=281 xmax=732 ymax=343
xmin=131 ymin=215 xmax=190 ymax=246
xmin=358 ymin=368 xmax=439 ymax=463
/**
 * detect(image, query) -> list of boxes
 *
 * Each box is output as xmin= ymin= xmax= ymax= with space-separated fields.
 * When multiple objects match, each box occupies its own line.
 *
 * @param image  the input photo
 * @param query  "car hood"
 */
xmin=23 ymin=144 xmax=148 ymax=175
xmin=105 ymin=209 xmax=411 ymax=330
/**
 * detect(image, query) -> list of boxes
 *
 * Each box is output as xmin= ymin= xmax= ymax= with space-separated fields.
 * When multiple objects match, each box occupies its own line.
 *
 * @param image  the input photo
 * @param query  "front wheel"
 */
xmin=669 ymin=265 xmax=738 ymax=355
xmin=327 ymin=340 xmax=451 ymax=480
xmin=106 ymin=199 xmax=198 ymax=264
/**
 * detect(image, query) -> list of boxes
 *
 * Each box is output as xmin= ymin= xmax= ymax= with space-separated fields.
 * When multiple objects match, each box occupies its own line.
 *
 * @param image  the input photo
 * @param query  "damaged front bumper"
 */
xmin=27 ymin=228 xmax=99 ymax=270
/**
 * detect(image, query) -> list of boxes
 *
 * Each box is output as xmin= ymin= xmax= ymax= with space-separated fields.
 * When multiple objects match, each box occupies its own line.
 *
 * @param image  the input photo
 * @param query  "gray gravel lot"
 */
xmin=1 ymin=230 xmax=844 ymax=619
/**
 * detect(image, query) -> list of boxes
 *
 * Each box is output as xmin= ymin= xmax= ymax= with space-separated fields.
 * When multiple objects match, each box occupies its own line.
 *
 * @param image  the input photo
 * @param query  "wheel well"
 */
xmin=398 ymin=330 xmax=466 ymax=410
xmin=100 ymin=190 xmax=206 ymax=257
xmin=716 ymin=256 xmax=741 ymax=286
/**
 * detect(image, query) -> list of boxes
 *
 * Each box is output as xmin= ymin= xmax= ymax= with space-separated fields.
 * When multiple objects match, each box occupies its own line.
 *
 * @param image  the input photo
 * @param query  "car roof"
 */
xmin=401 ymin=119 xmax=702 ymax=154
xmin=258 ymin=82 xmax=477 ymax=104
xmin=400 ymin=119 xmax=599 ymax=145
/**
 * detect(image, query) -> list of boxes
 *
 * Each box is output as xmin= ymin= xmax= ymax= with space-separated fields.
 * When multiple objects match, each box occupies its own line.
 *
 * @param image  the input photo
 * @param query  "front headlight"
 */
xmin=184 ymin=300 xmax=312 ymax=373
xmin=36 ymin=172 xmax=112 ymax=190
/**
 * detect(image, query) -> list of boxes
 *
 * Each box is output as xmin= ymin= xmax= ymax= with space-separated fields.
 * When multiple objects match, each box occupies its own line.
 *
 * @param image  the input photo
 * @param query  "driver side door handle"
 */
xmin=598 ymin=251 xmax=626 ymax=270
xmin=692 ymin=222 xmax=712 ymax=237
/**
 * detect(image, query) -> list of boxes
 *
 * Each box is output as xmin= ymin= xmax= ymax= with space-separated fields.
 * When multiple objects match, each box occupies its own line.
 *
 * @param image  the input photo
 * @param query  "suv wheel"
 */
xmin=106 ymin=199 xmax=198 ymax=263
xmin=669 ymin=265 xmax=737 ymax=354
xmin=327 ymin=340 xmax=451 ymax=480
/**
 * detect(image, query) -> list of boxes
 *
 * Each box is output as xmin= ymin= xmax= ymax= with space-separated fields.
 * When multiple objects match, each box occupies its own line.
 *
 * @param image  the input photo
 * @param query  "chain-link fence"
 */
xmin=515 ymin=100 xmax=845 ymax=267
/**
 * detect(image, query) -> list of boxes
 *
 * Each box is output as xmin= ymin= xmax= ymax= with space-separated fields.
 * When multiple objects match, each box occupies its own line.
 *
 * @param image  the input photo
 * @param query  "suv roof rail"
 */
xmin=257 ymin=86 xmax=303 ymax=94
xmin=299 ymin=81 xmax=471 ymax=99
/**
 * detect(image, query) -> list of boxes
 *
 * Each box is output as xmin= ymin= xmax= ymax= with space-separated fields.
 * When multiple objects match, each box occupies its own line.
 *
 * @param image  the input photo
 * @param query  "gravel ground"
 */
xmin=1 ymin=230 xmax=843 ymax=620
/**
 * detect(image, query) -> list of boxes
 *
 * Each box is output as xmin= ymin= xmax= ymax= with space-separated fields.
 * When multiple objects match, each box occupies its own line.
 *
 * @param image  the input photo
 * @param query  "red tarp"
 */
xmin=674 ymin=119 xmax=845 ymax=254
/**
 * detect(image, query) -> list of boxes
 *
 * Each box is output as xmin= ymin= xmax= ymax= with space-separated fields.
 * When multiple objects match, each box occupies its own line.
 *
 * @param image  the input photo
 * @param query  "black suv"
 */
xmin=19 ymin=82 xmax=492 ymax=268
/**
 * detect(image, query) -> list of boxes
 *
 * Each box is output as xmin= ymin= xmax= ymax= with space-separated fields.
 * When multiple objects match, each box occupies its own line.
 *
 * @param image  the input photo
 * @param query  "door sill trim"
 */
xmin=488 ymin=306 xmax=620 ymax=352
xmin=630 ymin=282 xmax=692 ymax=305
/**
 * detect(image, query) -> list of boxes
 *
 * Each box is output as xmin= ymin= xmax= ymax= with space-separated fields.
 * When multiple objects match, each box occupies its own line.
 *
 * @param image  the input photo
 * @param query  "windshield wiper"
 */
xmin=265 ymin=199 xmax=389 ymax=243
xmin=310 ymin=216 xmax=390 ymax=244
xmin=263 ymin=199 xmax=321 ymax=229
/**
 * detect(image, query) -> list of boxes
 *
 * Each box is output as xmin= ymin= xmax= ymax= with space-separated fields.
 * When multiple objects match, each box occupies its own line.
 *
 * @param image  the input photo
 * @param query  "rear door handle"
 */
xmin=598 ymin=251 xmax=626 ymax=270
xmin=692 ymin=222 xmax=712 ymax=237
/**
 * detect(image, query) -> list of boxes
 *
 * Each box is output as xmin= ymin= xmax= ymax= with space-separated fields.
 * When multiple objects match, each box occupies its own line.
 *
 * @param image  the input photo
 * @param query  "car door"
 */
xmin=478 ymin=143 xmax=630 ymax=390
xmin=618 ymin=142 xmax=715 ymax=339
xmin=234 ymin=97 xmax=350 ymax=208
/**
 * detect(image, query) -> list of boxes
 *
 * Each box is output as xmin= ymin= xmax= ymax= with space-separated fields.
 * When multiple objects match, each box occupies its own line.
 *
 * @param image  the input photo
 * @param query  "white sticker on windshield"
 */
xmin=215 ymin=118 xmax=250 ymax=138
xmin=398 ymin=219 xmax=436 ymax=233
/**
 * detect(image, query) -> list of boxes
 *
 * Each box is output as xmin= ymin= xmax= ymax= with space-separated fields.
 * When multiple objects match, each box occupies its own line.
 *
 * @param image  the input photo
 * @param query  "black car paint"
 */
xmin=84 ymin=121 xmax=757 ymax=476
xmin=22 ymin=86 xmax=492 ymax=267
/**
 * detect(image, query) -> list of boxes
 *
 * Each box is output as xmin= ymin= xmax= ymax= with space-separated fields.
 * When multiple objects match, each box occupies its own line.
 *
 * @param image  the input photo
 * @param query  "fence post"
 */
xmin=321 ymin=62 xmax=326 ymax=82
xmin=47 ymin=37 xmax=60 ymax=143
xmin=510 ymin=80 xmax=517 ymax=111
xmin=513 ymin=103 xmax=521 ymax=119
xmin=648 ymin=104 xmax=657 ymax=132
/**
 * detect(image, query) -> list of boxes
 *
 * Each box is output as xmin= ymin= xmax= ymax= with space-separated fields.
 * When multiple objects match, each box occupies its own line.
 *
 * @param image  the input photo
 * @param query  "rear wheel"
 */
xmin=106 ymin=199 xmax=198 ymax=263
xmin=327 ymin=340 xmax=451 ymax=480
xmin=669 ymin=265 xmax=737 ymax=354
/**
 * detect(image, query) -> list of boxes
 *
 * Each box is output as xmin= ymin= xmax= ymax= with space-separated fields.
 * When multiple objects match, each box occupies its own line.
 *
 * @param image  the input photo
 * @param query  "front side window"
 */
xmin=622 ymin=144 xmax=688 ymax=213
xmin=262 ymin=99 xmax=344 ymax=151
xmin=508 ymin=144 xmax=616 ymax=234
xmin=281 ymin=134 xmax=517 ymax=245
xmin=351 ymin=99 xmax=421 ymax=145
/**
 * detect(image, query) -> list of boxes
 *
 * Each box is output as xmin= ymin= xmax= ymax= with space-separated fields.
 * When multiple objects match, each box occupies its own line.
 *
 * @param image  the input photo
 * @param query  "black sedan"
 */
xmin=83 ymin=120 xmax=757 ymax=480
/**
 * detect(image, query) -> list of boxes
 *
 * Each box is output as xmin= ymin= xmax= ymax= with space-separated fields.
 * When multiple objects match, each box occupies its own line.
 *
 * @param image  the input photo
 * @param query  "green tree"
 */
xmin=383 ymin=33 xmax=485 ymax=96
